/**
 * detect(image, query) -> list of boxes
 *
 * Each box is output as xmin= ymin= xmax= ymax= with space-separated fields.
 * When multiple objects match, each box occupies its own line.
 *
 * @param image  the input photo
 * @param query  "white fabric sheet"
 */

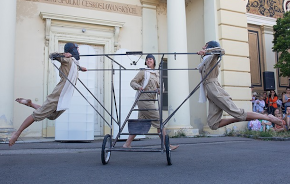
xmin=57 ymin=58 xmax=79 ymax=111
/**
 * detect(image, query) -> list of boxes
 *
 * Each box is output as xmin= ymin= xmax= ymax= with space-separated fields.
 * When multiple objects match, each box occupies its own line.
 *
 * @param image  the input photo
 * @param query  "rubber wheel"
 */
xmin=101 ymin=134 xmax=111 ymax=165
xmin=165 ymin=135 xmax=172 ymax=165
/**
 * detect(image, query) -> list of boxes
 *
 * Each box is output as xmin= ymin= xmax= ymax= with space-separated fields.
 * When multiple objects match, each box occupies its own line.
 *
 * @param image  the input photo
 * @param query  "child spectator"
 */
xmin=284 ymin=106 xmax=290 ymax=130
xmin=260 ymin=111 xmax=273 ymax=132
xmin=251 ymin=92 xmax=257 ymax=109
xmin=248 ymin=119 xmax=261 ymax=131
xmin=274 ymin=108 xmax=284 ymax=118
xmin=272 ymin=108 xmax=284 ymax=128
xmin=253 ymin=95 xmax=265 ymax=113
xmin=273 ymin=113 xmax=286 ymax=132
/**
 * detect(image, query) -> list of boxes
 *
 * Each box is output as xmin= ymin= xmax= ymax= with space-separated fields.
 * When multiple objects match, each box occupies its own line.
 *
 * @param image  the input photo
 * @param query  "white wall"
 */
xmin=14 ymin=0 xmax=143 ymax=137
xmin=0 ymin=0 xmax=16 ymax=129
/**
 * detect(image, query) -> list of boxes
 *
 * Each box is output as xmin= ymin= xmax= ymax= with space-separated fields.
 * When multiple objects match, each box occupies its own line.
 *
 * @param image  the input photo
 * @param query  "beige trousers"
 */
xmin=32 ymin=100 xmax=65 ymax=121
xmin=205 ymin=80 xmax=247 ymax=130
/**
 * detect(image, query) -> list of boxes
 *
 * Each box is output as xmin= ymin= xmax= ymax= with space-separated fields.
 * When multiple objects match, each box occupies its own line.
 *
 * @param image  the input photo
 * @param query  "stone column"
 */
xmin=140 ymin=0 xmax=159 ymax=53
xmin=0 ymin=0 xmax=17 ymax=138
xmin=204 ymin=0 xmax=219 ymax=42
xmin=167 ymin=0 xmax=197 ymax=136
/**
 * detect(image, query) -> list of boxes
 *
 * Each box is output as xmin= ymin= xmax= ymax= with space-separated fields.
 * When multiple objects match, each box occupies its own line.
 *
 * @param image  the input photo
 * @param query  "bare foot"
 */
xmin=170 ymin=145 xmax=179 ymax=151
xmin=268 ymin=114 xmax=282 ymax=126
xmin=15 ymin=98 xmax=32 ymax=107
xmin=9 ymin=132 xmax=20 ymax=147
xmin=122 ymin=144 xmax=132 ymax=148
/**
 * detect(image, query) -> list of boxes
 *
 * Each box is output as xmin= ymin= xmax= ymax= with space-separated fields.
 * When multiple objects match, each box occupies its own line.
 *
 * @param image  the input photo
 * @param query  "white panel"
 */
xmin=113 ymin=49 xmax=147 ymax=139
xmin=56 ymin=122 xmax=68 ymax=131
xmin=55 ymin=44 xmax=103 ymax=141
xmin=69 ymin=122 xmax=86 ymax=131
xmin=55 ymin=130 xmax=69 ymax=140
xmin=68 ymin=131 xmax=86 ymax=140
xmin=86 ymin=122 xmax=94 ymax=130
xmin=56 ymin=113 xmax=69 ymax=123
xmin=87 ymin=107 xmax=94 ymax=113
xmin=69 ymin=113 xmax=84 ymax=123
xmin=69 ymin=105 xmax=87 ymax=113
xmin=86 ymin=114 xmax=94 ymax=122
xmin=86 ymin=130 xmax=94 ymax=140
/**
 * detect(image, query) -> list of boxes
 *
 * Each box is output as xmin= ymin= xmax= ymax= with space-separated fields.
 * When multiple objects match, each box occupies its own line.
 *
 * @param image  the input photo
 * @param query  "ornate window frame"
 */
xmin=284 ymin=0 xmax=290 ymax=12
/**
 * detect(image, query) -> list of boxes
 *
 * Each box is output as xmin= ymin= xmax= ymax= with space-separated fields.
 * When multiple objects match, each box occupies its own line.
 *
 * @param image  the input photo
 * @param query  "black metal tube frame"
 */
xmin=107 ymin=53 xmax=222 ymax=152
xmin=80 ymin=51 xmax=198 ymax=57
xmin=52 ymin=63 xmax=112 ymax=128
xmin=52 ymin=51 xmax=223 ymax=153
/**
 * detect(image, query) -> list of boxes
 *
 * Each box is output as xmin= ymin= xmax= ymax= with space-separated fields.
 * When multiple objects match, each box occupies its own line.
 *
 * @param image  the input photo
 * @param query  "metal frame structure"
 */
xmin=52 ymin=50 xmax=224 ymax=165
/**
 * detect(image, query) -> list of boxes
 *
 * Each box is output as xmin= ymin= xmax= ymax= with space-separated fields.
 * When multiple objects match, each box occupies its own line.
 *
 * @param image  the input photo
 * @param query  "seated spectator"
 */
xmin=262 ymin=91 xmax=268 ymax=100
xmin=248 ymin=119 xmax=261 ymax=131
xmin=272 ymin=108 xmax=284 ymax=128
xmin=273 ymin=113 xmax=286 ymax=132
xmin=260 ymin=111 xmax=273 ymax=132
xmin=282 ymin=87 xmax=290 ymax=113
xmin=284 ymin=106 xmax=290 ymax=130
xmin=251 ymin=92 xmax=257 ymax=109
xmin=279 ymin=91 xmax=286 ymax=113
xmin=262 ymin=91 xmax=268 ymax=111
xmin=274 ymin=108 xmax=284 ymax=118
xmin=277 ymin=98 xmax=283 ymax=109
xmin=253 ymin=95 xmax=265 ymax=113
xmin=266 ymin=90 xmax=278 ymax=115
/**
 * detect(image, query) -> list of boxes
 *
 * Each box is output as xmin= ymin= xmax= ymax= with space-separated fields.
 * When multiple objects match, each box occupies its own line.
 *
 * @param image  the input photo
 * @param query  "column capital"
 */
xmin=261 ymin=25 xmax=273 ymax=35
xmin=140 ymin=0 xmax=159 ymax=6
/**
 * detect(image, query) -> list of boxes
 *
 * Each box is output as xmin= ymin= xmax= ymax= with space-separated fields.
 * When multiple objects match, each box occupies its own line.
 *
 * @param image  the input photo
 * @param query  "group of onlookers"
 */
xmin=249 ymin=87 xmax=290 ymax=132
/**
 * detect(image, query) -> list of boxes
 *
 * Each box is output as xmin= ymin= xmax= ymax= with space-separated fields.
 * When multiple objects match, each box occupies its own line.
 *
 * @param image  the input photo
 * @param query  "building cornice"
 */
xmin=246 ymin=13 xmax=277 ymax=27
xmin=39 ymin=12 xmax=125 ymax=28
xmin=140 ymin=0 xmax=159 ymax=6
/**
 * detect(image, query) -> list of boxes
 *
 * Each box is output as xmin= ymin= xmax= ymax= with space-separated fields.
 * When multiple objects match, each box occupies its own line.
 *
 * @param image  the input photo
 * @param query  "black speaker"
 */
xmin=263 ymin=71 xmax=275 ymax=91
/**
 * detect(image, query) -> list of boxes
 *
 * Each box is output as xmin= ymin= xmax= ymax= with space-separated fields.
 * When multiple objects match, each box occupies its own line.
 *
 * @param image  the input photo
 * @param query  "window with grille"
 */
xmin=161 ymin=59 xmax=168 ymax=110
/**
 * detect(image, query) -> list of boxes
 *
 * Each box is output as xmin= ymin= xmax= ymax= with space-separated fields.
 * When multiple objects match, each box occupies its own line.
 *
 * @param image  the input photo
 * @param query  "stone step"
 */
xmin=0 ymin=128 xmax=15 ymax=142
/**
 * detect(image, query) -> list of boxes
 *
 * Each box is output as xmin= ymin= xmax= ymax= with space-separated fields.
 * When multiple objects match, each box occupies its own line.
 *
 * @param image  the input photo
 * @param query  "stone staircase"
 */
xmin=0 ymin=128 xmax=15 ymax=143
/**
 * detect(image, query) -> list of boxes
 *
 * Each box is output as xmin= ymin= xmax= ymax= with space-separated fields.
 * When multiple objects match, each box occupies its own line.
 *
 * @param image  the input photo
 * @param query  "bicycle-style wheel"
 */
xmin=165 ymin=135 xmax=172 ymax=165
xmin=101 ymin=134 xmax=111 ymax=165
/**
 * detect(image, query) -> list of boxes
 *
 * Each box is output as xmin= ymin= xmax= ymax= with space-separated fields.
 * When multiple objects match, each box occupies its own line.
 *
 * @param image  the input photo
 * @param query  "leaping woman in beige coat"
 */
xmin=197 ymin=41 xmax=282 ymax=130
xmin=9 ymin=43 xmax=87 ymax=146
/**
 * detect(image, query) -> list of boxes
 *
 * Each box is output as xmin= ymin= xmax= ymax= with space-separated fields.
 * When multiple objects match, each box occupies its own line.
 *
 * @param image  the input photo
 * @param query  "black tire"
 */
xmin=165 ymin=135 xmax=172 ymax=165
xmin=101 ymin=134 xmax=111 ymax=165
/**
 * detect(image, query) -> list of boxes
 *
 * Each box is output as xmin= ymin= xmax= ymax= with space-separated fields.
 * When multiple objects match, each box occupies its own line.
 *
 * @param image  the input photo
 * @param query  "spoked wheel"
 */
xmin=165 ymin=135 xmax=172 ymax=165
xmin=101 ymin=134 xmax=111 ymax=165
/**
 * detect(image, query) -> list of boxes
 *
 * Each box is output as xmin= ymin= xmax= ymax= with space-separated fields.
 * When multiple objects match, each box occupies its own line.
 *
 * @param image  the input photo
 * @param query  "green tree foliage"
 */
xmin=273 ymin=11 xmax=290 ymax=77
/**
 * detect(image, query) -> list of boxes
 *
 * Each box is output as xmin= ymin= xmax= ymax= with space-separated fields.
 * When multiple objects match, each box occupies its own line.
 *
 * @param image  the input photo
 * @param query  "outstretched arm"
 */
xmin=49 ymin=52 xmax=72 ymax=62
xmin=197 ymin=49 xmax=206 ymax=56
xmin=78 ymin=66 xmax=87 ymax=72
xmin=197 ymin=47 xmax=225 ymax=56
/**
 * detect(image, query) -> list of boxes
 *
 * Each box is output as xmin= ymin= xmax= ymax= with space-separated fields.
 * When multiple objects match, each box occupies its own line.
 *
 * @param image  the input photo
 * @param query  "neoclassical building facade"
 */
xmin=1 ymin=0 xmax=289 ymax=140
